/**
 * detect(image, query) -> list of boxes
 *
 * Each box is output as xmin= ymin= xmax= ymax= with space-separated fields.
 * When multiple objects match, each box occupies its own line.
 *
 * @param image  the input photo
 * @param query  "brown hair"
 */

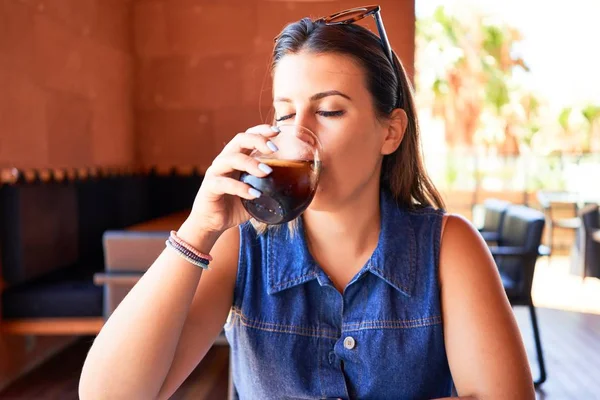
xmin=273 ymin=18 xmax=444 ymax=209
xmin=253 ymin=17 xmax=445 ymax=232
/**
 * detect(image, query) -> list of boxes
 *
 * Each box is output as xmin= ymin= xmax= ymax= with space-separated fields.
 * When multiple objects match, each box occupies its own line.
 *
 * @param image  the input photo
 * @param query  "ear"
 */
xmin=380 ymin=108 xmax=408 ymax=155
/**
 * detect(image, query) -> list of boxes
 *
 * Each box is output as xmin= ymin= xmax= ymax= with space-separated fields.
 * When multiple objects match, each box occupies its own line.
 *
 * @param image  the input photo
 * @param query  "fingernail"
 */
xmin=248 ymin=188 xmax=262 ymax=198
xmin=271 ymin=126 xmax=281 ymax=133
xmin=267 ymin=141 xmax=279 ymax=152
xmin=258 ymin=163 xmax=273 ymax=174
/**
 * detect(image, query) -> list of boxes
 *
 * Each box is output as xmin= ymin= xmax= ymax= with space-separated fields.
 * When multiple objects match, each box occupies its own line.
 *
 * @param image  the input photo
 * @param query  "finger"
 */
xmin=245 ymin=124 xmax=281 ymax=137
xmin=221 ymin=132 xmax=279 ymax=156
xmin=208 ymin=153 xmax=273 ymax=177
xmin=206 ymin=176 xmax=262 ymax=200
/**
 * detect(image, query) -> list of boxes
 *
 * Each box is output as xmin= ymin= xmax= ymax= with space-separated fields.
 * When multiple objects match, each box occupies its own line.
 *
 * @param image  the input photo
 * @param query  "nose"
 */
xmin=292 ymin=113 xmax=324 ymax=153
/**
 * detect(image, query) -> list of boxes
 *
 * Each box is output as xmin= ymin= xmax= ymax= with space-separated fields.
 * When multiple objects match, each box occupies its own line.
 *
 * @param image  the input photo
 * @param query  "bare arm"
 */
xmin=79 ymin=125 xmax=279 ymax=399
xmin=438 ymin=214 xmax=535 ymax=400
xmin=78 ymin=228 xmax=223 ymax=399
xmin=156 ymin=227 xmax=239 ymax=399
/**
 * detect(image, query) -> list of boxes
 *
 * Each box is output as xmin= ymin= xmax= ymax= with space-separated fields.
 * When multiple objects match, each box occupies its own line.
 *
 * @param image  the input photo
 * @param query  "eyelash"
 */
xmin=275 ymin=110 xmax=345 ymax=122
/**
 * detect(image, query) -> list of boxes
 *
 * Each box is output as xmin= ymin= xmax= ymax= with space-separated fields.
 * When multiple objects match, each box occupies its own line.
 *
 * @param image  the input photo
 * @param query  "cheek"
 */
xmin=319 ymin=129 xmax=382 ymax=179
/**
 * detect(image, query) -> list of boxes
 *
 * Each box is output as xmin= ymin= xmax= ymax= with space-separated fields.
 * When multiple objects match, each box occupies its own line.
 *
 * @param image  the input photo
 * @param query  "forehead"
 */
xmin=272 ymin=52 xmax=365 ymax=98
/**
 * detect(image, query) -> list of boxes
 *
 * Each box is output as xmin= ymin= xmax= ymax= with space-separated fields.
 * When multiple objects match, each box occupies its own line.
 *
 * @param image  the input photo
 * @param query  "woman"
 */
xmin=80 ymin=6 xmax=534 ymax=400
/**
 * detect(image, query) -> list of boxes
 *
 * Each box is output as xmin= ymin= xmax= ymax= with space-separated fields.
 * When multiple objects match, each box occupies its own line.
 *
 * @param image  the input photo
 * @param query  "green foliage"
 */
xmin=485 ymin=69 xmax=510 ymax=113
xmin=482 ymin=25 xmax=504 ymax=62
xmin=417 ymin=5 xmax=598 ymax=192
xmin=433 ymin=6 xmax=460 ymax=44
xmin=582 ymin=105 xmax=600 ymax=124
xmin=558 ymin=107 xmax=572 ymax=132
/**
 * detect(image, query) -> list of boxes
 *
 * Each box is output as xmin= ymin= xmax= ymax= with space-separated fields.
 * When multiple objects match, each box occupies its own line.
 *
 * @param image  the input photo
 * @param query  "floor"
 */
xmin=532 ymin=256 xmax=600 ymax=315
xmin=514 ymin=307 xmax=600 ymax=399
xmin=1 ymin=257 xmax=599 ymax=399
xmin=0 ymin=339 xmax=230 ymax=400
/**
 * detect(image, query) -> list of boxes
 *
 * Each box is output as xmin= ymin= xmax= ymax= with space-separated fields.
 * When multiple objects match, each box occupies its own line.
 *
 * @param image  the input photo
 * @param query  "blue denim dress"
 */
xmin=225 ymin=191 xmax=453 ymax=399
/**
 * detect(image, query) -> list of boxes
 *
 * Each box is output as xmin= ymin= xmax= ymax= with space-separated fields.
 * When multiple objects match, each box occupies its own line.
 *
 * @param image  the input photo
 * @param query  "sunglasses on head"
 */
xmin=275 ymin=5 xmax=400 ymax=106
xmin=313 ymin=5 xmax=395 ymax=73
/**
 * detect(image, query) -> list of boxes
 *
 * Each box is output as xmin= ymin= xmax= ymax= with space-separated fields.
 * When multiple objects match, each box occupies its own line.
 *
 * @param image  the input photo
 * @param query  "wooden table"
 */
xmin=95 ymin=210 xmax=190 ymax=315
xmin=99 ymin=211 xmax=189 ymax=273
xmin=96 ymin=209 xmax=229 ymax=346
xmin=125 ymin=210 xmax=189 ymax=232
xmin=537 ymin=191 xmax=600 ymax=209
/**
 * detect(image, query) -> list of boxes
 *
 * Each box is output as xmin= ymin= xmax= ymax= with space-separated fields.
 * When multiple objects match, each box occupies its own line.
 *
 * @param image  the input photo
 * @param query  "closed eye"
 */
xmin=275 ymin=113 xmax=295 ymax=122
xmin=275 ymin=110 xmax=345 ymax=122
xmin=318 ymin=110 xmax=345 ymax=118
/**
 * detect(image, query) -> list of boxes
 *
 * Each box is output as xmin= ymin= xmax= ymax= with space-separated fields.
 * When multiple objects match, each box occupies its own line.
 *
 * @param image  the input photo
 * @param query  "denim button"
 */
xmin=343 ymin=336 xmax=356 ymax=350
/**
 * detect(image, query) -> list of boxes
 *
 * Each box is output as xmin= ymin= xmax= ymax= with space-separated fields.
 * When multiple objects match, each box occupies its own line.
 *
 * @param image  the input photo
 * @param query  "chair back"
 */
xmin=580 ymin=204 xmax=600 ymax=234
xmin=580 ymin=204 xmax=600 ymax=278
xmin=496 ymin=205 xmax=545 ymax=301
xmin=482 ymin=199 xmax=511 ymax=233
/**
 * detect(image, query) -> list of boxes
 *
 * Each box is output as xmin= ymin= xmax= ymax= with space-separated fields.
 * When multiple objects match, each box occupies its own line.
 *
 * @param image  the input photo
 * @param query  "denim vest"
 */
xmin=225 ymin=191 xmax=453 ymax=399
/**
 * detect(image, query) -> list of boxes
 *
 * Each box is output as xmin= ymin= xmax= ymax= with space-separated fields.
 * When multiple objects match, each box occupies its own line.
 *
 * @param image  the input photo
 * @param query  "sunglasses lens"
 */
xmin=327 ymin=8 xmax=367 ymax=23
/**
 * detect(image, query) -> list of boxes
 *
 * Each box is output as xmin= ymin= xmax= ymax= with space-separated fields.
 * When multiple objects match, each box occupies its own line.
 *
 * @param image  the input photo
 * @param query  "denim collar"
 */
xmin=266 ymin=191 xmax=416 ymax=296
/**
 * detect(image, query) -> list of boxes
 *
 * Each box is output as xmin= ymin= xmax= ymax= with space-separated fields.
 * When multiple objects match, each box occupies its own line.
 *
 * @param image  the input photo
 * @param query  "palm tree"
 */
xmin=481 ymin=23 xmax=530 ymax=155
xmin=416 ymin=6 xmax=531 ymax=154
xmin=581 ymin=104 xmax=600 ymax=152
xmin=416 ymin=6 xmax=484 ymax=150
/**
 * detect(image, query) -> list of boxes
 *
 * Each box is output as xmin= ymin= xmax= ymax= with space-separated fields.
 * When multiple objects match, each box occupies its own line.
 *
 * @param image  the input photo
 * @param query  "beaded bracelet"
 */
xmin=166 ymin=239 xmax=209 ymax=270
xmin=170 ymin=231 xmax=213 ymax=262
xmin=167 ymin=237 xmax=210 ymax=264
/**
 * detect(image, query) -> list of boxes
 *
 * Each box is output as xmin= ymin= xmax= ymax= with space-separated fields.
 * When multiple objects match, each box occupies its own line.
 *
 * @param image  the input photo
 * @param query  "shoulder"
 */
xmin=440 ymin=213 xmax=477 ymax=240
xmin=438 ymin=213 xmax=499 ymax=288
xmin=439 ymin=213 xmax=487 ymax=260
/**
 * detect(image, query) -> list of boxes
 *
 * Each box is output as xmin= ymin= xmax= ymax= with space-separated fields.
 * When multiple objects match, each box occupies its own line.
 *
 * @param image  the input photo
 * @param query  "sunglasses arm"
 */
xmin=374 ymin=13 xmax=394 ymax=67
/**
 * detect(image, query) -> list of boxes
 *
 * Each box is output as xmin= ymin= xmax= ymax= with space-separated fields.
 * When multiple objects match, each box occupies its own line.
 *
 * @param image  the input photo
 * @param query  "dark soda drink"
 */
xmin=240 ymin=158 xmax=320 ymax=224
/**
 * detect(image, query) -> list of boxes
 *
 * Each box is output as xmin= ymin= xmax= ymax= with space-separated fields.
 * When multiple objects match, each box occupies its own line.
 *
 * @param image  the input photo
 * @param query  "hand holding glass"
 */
xmin=239 ymin=124 xmax=322 ymax=225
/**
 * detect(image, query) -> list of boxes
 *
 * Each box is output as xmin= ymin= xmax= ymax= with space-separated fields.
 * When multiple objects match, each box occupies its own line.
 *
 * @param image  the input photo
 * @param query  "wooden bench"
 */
xmin=0 ymin=166 xmax=204 ymax=336
xmin=1 ymin=168 xmax=104 ymax=335
xmin=0 ymin=166 xmax=217 ymax=394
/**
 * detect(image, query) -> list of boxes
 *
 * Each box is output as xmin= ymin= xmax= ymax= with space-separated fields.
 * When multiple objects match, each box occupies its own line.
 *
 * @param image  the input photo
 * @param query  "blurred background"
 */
xmin=0 ymin=0 xmax=598 ymax=399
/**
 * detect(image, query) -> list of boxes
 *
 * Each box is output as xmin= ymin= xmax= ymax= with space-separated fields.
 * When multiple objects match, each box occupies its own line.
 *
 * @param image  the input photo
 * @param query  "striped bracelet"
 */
xmin=166 ymin=239 xmax=210 ymax=270
xmin=170 ymin=230 xmax=213 ymax=262
xmin=167 ymin=237 xmax=210 ymax=264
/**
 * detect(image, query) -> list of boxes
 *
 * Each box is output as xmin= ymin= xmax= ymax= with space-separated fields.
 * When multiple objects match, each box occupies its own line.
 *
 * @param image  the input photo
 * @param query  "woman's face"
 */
xmin=272 ymin=52 xmax=399 ymax=210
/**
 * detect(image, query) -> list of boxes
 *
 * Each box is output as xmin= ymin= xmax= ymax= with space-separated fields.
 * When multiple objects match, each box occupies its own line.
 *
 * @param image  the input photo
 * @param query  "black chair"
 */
xmin=479 ymin=199 xmax=511 ymax=243
xmin=580 ymin=204 xmax=600 ymax=279
xmin=488 ymin=205 xmax=547 ymax=387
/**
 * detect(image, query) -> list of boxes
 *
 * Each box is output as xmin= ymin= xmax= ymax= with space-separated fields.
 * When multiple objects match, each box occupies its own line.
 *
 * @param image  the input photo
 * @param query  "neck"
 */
xmin=302 ymin=186 xmax=381 ymax=258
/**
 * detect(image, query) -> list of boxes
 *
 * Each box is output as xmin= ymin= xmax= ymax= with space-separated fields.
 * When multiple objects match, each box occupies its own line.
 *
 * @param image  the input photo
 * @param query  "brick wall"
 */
xmin=0 ymin=1 xmax=135 ymax=389
xmin=0 ymin=0 xmax=135 ymax=169
xmin=0 ymin=1 xmax=414 ymax=170
xmin=134 ymin=0 xmax=416 ymax=170
xmin=0 ymin=1 xmax=414 ymax=171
